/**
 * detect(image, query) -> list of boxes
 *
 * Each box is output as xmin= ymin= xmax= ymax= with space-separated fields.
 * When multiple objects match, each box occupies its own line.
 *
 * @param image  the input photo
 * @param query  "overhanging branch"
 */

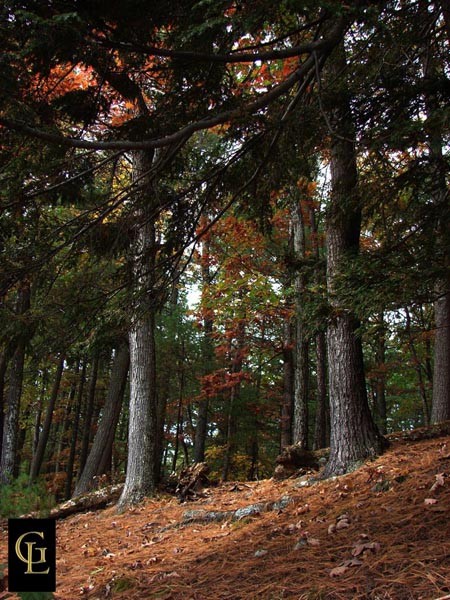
xmin=0 ymin=15 xmax=347 ymax=151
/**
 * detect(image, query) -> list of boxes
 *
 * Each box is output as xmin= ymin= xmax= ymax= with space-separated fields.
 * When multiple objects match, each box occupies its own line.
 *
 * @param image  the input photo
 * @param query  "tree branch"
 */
xmin=0 ymin=16 xmax=347 ymax=151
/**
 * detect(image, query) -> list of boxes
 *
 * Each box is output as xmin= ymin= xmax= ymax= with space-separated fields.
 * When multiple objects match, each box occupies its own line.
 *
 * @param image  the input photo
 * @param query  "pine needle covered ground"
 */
xmin=1 ymin=432 xmax=450 ymax=599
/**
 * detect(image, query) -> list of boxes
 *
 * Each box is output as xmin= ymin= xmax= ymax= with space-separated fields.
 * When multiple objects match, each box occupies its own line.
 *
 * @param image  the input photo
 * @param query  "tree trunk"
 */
xmin=79 ymin=353 xmax=99 ymax=473
xmin=32 ymin=368 xmax=48 ymax=457
xmin=0 ymin=349 xmax=10 ymax=465
xmin=65 ymin=361 xmax=86 ymax=499
xmin=405 ymin=307 xmax=430 ymax=425
xmin=30 ymin=355 xmax=65 ymax=481
xmin=431 ymin=283 xmax=450 ymax=422
xmin=194 ymin=233 xmax=214 ymax=463
xmin=291 ymin=200 xmax=309 ymax=448
xmin=172 ymin=342 xmax=187 ymax=472
xmin=281 ymin=318 xmax=294 ymax=449
xmin=117 ymin=150 xmax=158 ymax=509
xmin=322 ymin=42 xmax=384 ymax=477
xmin=54 ymin=364 xmax=79 ymax=476
xmin=222 ymin=318 xmax=245 ymax=482
xmin=420 ymin=11 xmax=450 ymax=424
xmin=313 ymin=330 xmax=329 ymax=449
xmin=0 ymin=281 xmax=31 ymax=484
xmin=74 ymin=344 xmax=129 ymax=496
xmin=374 ymin=313 xmax=387 ymax=435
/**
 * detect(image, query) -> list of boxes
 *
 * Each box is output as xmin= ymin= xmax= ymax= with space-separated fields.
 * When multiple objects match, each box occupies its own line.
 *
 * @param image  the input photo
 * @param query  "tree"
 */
xmin=322 ymin=41 xmax=385 ymax=477
xmin=74 ymin=344 xmax=129 ymax=496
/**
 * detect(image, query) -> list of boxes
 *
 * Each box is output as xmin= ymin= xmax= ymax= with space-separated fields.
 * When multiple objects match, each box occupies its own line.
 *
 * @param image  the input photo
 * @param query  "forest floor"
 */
xmin=1 ymin=432 xmax=450 ymax=599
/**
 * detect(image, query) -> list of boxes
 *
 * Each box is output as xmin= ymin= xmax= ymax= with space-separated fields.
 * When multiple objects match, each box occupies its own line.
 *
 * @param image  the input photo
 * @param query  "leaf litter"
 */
xmin=0 ymin=433 xmax=450 ymax=598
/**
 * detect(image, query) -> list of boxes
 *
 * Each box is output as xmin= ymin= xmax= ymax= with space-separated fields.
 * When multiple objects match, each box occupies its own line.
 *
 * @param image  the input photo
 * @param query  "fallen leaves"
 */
xmin=430 ymin=473 xmax=446 ymax=493
xmin=329 ymin=538 xmax=381 ymax=578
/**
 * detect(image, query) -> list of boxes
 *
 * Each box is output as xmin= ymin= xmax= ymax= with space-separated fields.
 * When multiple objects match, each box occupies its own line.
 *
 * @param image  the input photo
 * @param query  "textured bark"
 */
xmin=421 ymin=15 xmax=450 ymax=424
xmin=431 ymin=285 xmax=450 ymax=423
xmin=322 ymin=42 xmax=384 ymax=477
xmin=0 ymin=349 xmax=10 ymax=464
xmin=30 ymin=356 xmax=65 ymax=481
xmin=291 ymin=201 xmax=309 ymax=448
xmin=0 ymin=281 xmax=31 ymax=484
xmin=313 ymin=331 xmax=329 ymax=449
xmin=74 ymin=345 xmax=129 ymax=497
xmin=117 ymin=150 xmax=158 ymax=509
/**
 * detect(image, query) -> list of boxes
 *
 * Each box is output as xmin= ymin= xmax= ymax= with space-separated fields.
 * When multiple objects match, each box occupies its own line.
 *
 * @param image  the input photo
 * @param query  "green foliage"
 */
xmin=17 ymin=593 xmax=55 ymax=600
xmin=0 ymin=474 xmax=55 ymax=519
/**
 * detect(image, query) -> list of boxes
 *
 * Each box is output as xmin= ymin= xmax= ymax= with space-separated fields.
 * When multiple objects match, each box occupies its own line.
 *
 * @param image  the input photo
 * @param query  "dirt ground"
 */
xmin=1 ymin=433 xmax=450 ymax=599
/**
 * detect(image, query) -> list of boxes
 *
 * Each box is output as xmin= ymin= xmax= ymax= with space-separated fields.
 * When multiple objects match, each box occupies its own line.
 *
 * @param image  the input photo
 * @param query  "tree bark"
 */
xmin=431 ymin=283 xmax=450 ymax=422
xmin=74 ymin=344 xmax=129 ymax=496
xmin=117 ymin=150 xmax=159 ymax=509
xmin=0 ymin=349 xmax=10 ymax=465
xmin=322 ymin=42 xmax=385 ymax=477
xmin=30 ymin=355 xmax=65 ymax=481
xmin=281 ymin=317 xmax=294 ymax=449
xmin=291 ymin=200 xmax=309 ymax=448
xmin=313 ymin=330 xmax=329 ymax=449
xmin=0 ymin=281 xmax=31 ymax=484
xmin=420 ymin=10 xmax=450 ymax=423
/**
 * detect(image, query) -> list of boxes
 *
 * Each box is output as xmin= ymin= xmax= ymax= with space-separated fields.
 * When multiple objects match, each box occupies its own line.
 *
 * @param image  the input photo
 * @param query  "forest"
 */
xmin=0 ymin=0 xmax=449 ymax=517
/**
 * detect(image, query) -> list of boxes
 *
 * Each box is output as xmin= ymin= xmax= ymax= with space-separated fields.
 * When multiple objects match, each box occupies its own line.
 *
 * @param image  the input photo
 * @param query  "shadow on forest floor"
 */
xmin=1 ymin=427 xmax=450 ymax=599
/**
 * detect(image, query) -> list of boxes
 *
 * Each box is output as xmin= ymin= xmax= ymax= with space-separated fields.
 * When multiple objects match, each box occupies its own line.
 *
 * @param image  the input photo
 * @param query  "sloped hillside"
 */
xmin=2 ymin=432 xmax=450 ymax=599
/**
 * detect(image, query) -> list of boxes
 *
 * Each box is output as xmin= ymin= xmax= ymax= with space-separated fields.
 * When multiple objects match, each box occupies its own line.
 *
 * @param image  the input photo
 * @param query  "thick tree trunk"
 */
xmin=313 ymin=330 xmax=328 ymax=449
xmin=420 ymin=15 xmax=450 ymax=424
xmin=431 ymin=284 xmax=450 ymax=422
xmin=0 ymin=281 xmax=31 ymax=484
xmin=291 ymin=201 xmax=309 ymax=448
xmin=74 ymin=345 xmax=129 ymax=496
xmin=30 ymin=355 xmax=65 ymax=481
xmin=322 ymin=42 xmax=384 ymax=477
xmin=117 ymin=150 xmax=158 ymax=509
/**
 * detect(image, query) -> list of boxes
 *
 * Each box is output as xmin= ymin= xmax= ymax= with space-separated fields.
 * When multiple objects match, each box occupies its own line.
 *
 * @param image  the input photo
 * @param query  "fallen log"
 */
xmin=24 ymin=484 xmax=123 ymax=520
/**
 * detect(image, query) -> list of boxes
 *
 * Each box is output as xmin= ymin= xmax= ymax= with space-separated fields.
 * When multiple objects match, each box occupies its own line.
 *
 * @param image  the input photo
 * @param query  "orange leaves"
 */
xmin=30 ymin=63 xmax=96 ymax=102
xmin=199 ymin=369 xmax=252 ymax=398
xmin=110 ymin=100 xmax=138 ymax=127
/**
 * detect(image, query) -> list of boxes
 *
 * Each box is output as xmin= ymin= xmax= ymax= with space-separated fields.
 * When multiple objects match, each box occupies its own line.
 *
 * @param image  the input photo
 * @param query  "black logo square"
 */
xmin=8 ymin=519 xmax=56 ymax=592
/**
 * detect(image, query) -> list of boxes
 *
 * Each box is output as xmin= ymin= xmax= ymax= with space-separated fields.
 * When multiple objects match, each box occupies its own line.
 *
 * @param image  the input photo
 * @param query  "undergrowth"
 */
xmin=0 ymin=474 xmax=55 ymax=518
